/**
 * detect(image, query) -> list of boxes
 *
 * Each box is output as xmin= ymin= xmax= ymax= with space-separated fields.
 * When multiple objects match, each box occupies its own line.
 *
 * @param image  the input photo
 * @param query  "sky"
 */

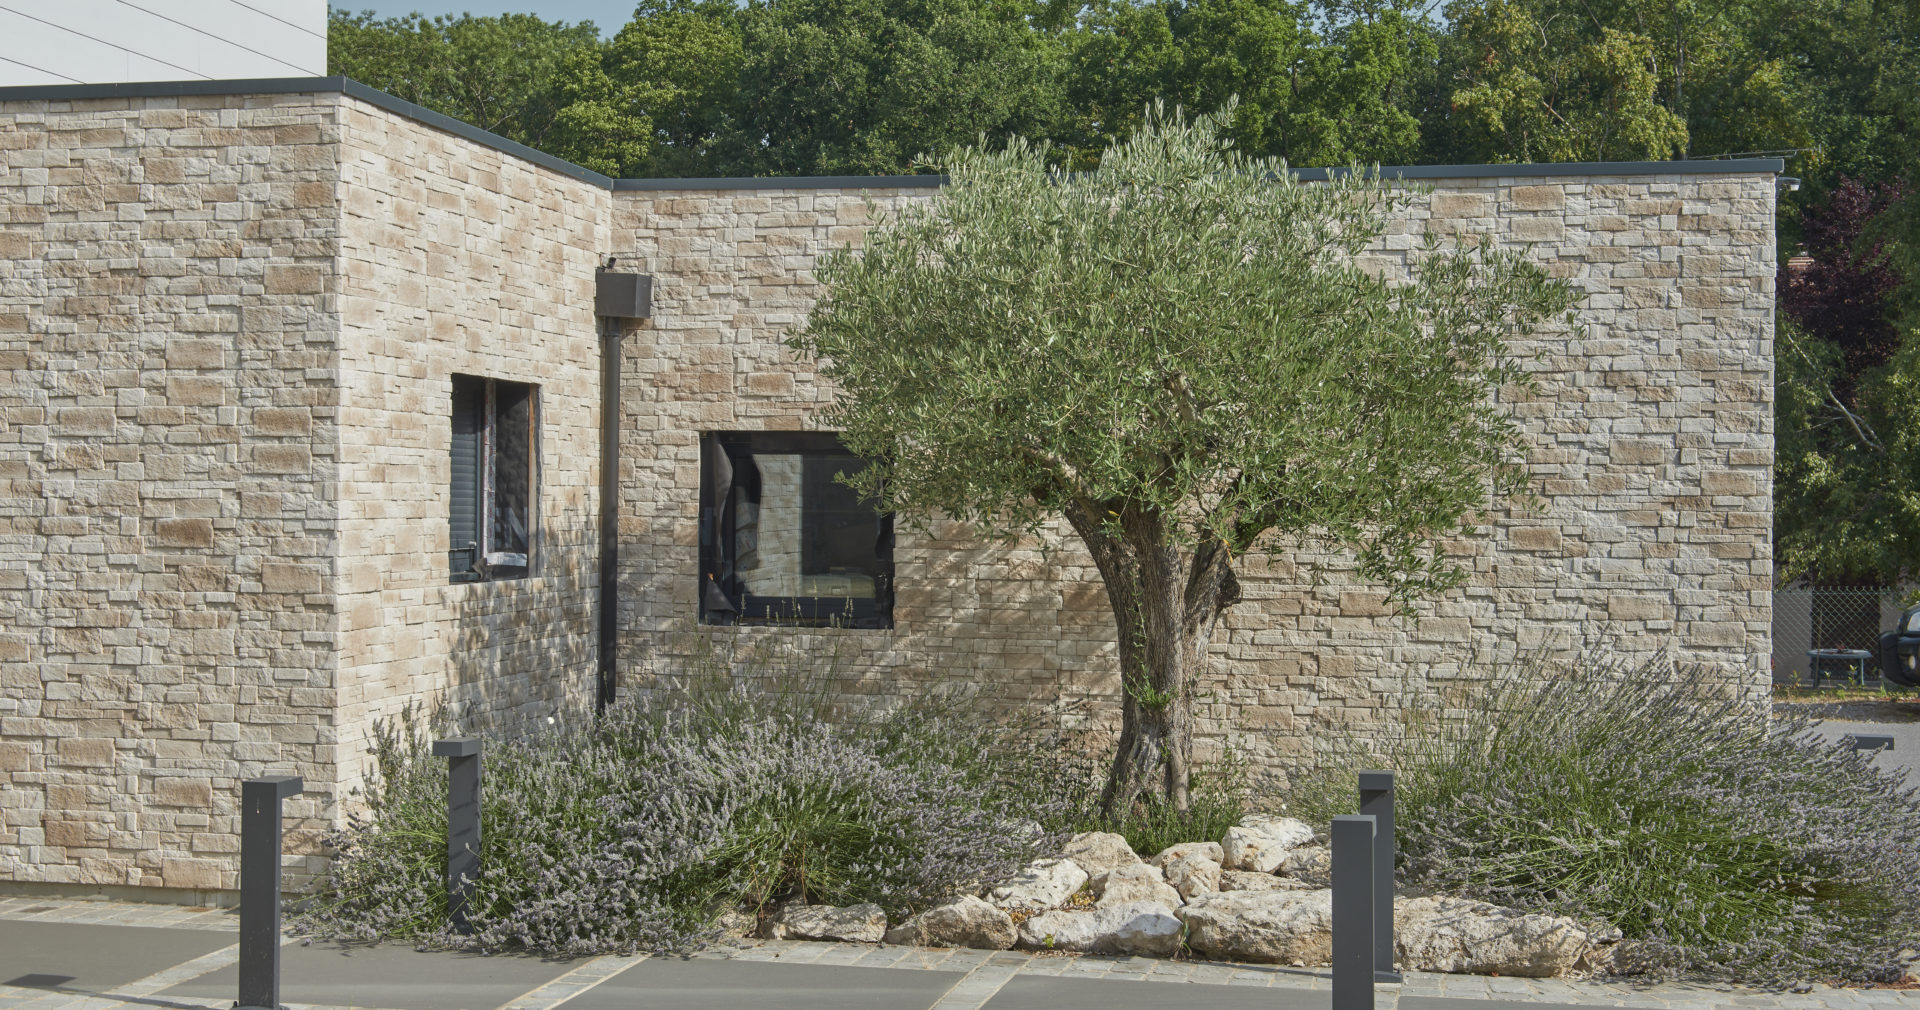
xmin=333 ymin=1 xmax=638 ymax=34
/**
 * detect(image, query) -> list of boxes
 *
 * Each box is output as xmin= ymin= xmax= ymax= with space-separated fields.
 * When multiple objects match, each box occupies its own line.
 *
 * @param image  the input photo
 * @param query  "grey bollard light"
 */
xmin=238 ymin=775 xmax=303 ymax=1010
xmin=1331 ymin=814 xmax=1376 ymax=1010
xmin=433 ymin=738 xmax=482 ymax=933
xmin=1358 ymin=769 xmax=1400 ymax=983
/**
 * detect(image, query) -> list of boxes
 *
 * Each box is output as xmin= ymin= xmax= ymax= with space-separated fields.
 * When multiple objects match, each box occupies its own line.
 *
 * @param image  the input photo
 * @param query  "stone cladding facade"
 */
xmin=0 ymin=77 xmax=1775 ymax=896
xmin=610 ymin=174 xmax=1776 ymax=775
xmin=0 ymin=91 xmax=346 ymax=895
xmin=330 ymin=100 xmax=610 ymax=795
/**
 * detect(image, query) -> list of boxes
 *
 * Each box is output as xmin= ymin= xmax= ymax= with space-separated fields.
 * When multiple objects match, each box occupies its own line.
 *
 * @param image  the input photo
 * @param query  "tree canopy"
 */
xmin=790 ymin=106 xmax=1575 ymax=808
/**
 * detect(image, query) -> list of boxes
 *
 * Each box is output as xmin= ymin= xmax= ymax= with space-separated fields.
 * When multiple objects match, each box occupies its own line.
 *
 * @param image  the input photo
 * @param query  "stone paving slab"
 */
xmin=982 ymin=974 xmax=1338 ymax=1009
xmin=160 ymin=939 xmax=581 ymax=1010
xmin=568 ymin=957 xmax=965 ymax=1010
xmin=0 ymin=921 xmax=235 ymax=993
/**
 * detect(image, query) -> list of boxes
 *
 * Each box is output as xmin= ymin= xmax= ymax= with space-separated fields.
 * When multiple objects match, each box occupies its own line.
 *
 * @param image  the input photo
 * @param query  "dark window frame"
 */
xmin=450 ymin=374 xmax=540 ymax=584
xmin=699 ymin=431 xmax=894 ymax=628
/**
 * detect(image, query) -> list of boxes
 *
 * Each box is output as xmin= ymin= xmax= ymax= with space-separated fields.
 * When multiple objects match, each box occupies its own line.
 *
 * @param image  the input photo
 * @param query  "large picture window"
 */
xmin=699 ymin=432 xmax=894 ymax=627
xmin=450 ymin=374 xmax=537 ymax=583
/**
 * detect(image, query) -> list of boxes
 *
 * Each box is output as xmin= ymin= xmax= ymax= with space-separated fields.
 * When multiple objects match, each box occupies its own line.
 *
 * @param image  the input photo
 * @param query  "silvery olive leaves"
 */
xmin=792 ymin=101 xmax=1579 ymax=609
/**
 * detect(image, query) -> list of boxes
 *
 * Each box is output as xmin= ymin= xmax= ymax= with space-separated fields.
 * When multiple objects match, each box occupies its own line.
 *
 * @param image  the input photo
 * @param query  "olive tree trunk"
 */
xmin=1065 ymin=502 xmax=1242 ymax=815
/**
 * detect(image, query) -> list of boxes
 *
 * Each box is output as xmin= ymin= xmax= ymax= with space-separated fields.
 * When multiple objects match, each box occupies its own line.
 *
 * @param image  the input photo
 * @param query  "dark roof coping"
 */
xmin=613 ymin=175 xmax=945 ymax=191
xmin=0 ymin=76 xmax=1786 ymax=188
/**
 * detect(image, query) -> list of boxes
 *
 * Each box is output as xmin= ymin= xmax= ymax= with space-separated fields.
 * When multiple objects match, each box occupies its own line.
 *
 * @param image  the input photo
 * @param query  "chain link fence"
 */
xmin=1772 ymin=585 xmax=1911 ymax=684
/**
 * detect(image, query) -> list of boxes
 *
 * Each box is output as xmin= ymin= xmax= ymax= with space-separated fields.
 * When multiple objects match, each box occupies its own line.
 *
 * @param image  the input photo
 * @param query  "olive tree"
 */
xmin=790 ymin=105 xmax=1576 ymax=814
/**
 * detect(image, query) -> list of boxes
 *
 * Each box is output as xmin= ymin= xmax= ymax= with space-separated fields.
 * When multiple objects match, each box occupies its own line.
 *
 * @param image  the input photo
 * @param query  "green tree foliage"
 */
xmin=547 ymin=0 xmax=745 ymax=177
xmin=1774 ymin=326 xmax=1920 ymax=584
xmin=728 ymin=0 xmax=1063 ymax=175
xmin=1059 ymin=0 xmax=1429 ymax=168
xmin=328 ymin=9 xmax=601 ymax=150
xmin=1425 ymin=0 xmax=1807 ymax=164
xmin=790 ymin=107 xmax=1576 ymax=810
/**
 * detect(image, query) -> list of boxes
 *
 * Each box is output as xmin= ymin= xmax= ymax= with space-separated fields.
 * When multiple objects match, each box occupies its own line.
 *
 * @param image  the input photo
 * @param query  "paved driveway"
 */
xmin=2 ymin=897 xmax=1912 ymax=1010
xmin=1808 ymin=718 xmax=1920 ymax=783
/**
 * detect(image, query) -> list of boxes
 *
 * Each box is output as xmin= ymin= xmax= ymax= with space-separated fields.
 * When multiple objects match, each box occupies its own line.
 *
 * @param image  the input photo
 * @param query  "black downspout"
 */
xmin=597 ymin=316 xmax=621 ymax=712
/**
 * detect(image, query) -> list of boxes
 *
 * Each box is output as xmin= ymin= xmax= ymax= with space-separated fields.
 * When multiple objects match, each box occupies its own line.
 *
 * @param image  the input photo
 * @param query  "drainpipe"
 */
xmin=594 ymin=267 xmax=652 ymax=713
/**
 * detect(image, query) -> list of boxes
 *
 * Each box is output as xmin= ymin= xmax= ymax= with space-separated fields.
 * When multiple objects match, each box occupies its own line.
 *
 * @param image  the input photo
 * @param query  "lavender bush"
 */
xmin=1293 ymin=653 xmax=1920 ymax=984
xmin=298 ymin=683 xmax=1070 ymax=955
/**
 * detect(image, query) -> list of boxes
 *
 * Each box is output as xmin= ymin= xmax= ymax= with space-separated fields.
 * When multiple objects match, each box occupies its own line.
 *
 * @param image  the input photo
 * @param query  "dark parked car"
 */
xmin=1877 ymin=605 xmax=1920 ymax=687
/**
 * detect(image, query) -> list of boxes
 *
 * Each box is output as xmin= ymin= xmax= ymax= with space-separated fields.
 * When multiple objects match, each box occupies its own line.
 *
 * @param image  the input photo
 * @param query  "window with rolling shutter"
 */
xmin=449 ymin=374 xmax=538 ymax=583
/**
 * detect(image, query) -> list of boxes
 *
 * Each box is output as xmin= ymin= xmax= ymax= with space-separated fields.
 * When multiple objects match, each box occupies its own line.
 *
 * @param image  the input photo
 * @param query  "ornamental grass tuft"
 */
xmin=1292 ymin=651 xmax=1920 ymax=985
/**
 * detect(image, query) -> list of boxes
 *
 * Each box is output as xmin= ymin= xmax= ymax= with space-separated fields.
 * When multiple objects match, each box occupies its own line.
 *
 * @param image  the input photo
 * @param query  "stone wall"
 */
xmin=611 ymin=187 xmax=1119 ymax=717
xmin=610 ymin=173 xmax=1775 ymax=781
xmin=330 ymin=98 xmax=612 ymax=792
xmin=0 ymin=77 xmax=1776 ymax=897
xmin=0 ymin=91 xmax=344 ymax=893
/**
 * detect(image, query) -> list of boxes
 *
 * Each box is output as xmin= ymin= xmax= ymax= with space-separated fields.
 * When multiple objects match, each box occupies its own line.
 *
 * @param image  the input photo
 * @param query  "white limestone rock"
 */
xmin=1395 ymin=896 xmax=1596 ymax=978
xmin=771 ymin=902 xmax=887 ymax=943
xmin=1218 ymin=870 xmax=1317 ymax=892
xmin=1278 ymin=844 xmax=1331 ymax=886
xmin=1061 ymin=831 xmax=1142 ymax=878
xmin=1092 ymin=862 xmax=1183 ymax=908
xmin=1016 ymin=901 xmax=1184 ymax=957
xmin=1221 ymin=815 xmax=1315 ymax=873
xmin=1177 ymin=889 xmax=1334 ymax=966
xmin=1151 ymin=841 xmax=1224 ymax=866
xmin=988 ymin=857 xmax=1089 ymax=911
xmin=883 ymin=895 xmax=1016 ymax=950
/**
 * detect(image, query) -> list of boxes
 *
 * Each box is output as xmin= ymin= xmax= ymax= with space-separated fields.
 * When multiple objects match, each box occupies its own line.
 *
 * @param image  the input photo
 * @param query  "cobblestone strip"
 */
xmin=928 ymin=954 xmax=1030 ymax=1010
xmin=110 ymin=943 xmax=242 ymax=997
xmin=0 ymin=899 xmax=235 ymax=932
xmin=494 ymin=954 xmax=646 ymax=1010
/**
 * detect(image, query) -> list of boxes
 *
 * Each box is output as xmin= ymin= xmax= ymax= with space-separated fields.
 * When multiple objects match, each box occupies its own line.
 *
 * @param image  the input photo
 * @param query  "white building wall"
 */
xmin=0 ymin=0 xmax=324 ymax=87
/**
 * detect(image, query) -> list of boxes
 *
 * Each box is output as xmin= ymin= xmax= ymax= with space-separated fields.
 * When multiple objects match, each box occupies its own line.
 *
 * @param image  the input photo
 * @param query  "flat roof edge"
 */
xmin=1286 ymin=159 xmax=1786 ymax=180
xmin=614 ymin=175 xmax=947 ymax=191
xmin=0 ymin=78 xmax=1783 ymax=188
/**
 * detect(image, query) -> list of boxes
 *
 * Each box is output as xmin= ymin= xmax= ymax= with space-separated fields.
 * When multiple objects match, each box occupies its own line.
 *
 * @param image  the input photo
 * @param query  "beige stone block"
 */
xmin=44 ymin=818 xmax=104 ymax=848
xmin=161 ymin=857 xmax=224 ymax=890
xmin=166 ymin=377 xmax=227 ymax=406
xmin=154 ymin=518 xmax=215 ymax=548
xmin=0 ymin=231 xmax=31 ymax=258
xmin=166 ymin=339 xmax=228 ymax=369
xmin=1430 ymin=193 xmax=1491 ymax=218
xmin=1508 ymin=186 xmax=1566 ymax=211
xmin=262 ymin=563 xmax=322 ymax=594
xmin=1507 ymin=526 xmax=1563 ymax=551
xmin=1609 ymin=440 xmax=1667 ymax=465
xmin=1607 ymin=595 xmax=1669 ymax=622
xmin=251 ymin=408 xmax=311 ymax=436
xmin=745 ymin=372 xmax=794 ymax=396
xmin=1338 ymin=592 xmax=1391 ymax=617
xmin=264 ymin=265 xmax=325 ymax=294
xmin=57 ymin=407 xmax=116 ymax=436
xmin=0 ymin=743 xmax=28 ymax=772
xmin=154 ymin=778 xmax=213 ymax=808
xmin=251 ymin=445 xmax=312 ymax=474
xmin=1509 ymin=217 xmax=1565 ymax=242
xmin=56 ymin=738 xmax=115 ymax=767
xmin=1700 ymin=471 xmax=1757 ymax=495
